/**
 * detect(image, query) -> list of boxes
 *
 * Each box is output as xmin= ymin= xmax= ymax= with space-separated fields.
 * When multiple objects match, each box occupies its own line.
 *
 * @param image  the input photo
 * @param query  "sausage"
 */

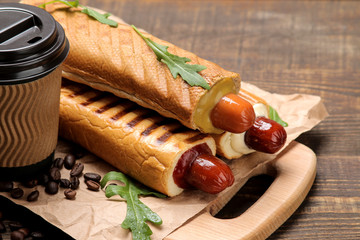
xmin=212 ymin=90 xmax=287 ymax=159
xmin=173 ymin=143 xmax=234 ymax=194
xmin=245 ymin=116 xmax=287 ymax=154
xmin=185 ymin=154 xmax=234 ymax=194
xmin=210 ymin=93 xmax=256 ymax=133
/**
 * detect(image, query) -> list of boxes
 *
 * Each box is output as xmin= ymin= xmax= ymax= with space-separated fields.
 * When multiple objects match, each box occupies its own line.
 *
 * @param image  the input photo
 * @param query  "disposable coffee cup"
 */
xmin=0 ymin=3 xmax=69 ymax=180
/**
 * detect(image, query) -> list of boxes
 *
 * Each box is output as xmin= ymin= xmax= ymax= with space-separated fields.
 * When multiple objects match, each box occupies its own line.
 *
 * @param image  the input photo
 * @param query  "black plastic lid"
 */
xmin=0 ymin=3 xmax=69 ymax=85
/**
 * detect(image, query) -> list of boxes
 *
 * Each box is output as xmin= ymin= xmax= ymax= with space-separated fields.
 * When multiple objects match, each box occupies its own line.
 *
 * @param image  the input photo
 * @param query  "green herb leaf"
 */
xmin=100 ymin=171 xmax=166 ymax=240
xmin=38 ymin=0 xmax=79 ymax=8
xmin=80 ymin=6 xmax=118 ymax=27
xmin=39 ymin=0 xmax=118 ymax=27
xmin=132 ymin=25 xmax=210 ymax=90
xmin=269 ymin=105 xmax=288 ymax=127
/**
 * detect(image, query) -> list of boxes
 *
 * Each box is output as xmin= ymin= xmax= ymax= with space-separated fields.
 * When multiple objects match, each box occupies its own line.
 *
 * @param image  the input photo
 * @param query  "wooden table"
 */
xmin=6 ymin=0 xmax=360 ymax=239
xmin=84 ymin=1 xmax=360 ymax=239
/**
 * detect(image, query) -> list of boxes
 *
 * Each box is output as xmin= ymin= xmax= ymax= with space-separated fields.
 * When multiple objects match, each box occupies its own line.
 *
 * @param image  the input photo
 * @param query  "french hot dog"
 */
xmin=59 ymin=80 xmax=234 ymax=196
xmin=22 ymin=0 xmax=255 ymax=135
xmin=213 ymin=89 xmax=287 ymax=159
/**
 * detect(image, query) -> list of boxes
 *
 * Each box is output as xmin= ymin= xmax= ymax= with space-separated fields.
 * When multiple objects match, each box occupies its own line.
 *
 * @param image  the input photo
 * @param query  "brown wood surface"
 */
xmin=5 ymin=0 xmax=359 ymax=239
xmin=86 ymin=1 xmax=360 ymax=239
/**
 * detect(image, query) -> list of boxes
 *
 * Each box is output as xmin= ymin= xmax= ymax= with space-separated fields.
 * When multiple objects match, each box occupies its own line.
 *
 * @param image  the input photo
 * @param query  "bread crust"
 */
xmin=22 ymin=0 xmax=240 ymax=133
xmin=59 ymin=80 xmax=216 ymax=196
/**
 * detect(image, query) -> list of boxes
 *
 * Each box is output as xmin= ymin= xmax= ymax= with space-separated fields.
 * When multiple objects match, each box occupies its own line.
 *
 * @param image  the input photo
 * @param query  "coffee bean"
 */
xmin=64 ymin=189 xmax=76 ymax=200
xmin=37 ymin=174 xmax=49 ymax=186
xmin=8 ymin=221 xmax=23 ymax=231
xmin=53 ymin=157 xmax=64 ymax=169
xmin=0 ymin=181 xmax=13 ymax=192
xmin=84 ymin=172 xmax=101 ymax=183
xmin=72 ymin=145 xmax=86 ymax=159
xmin=0 ymin=221 xmax=5 ymax=233
xmin=10 ymin=188 xmax=24 ymax=199
xmin=45 ymin=181 xmax=58 ymax=195
xmin=49 ymin=167 xmax=61 ymax=182
xmin=27 ymin=190 xmax=39 ymax=202
xmin=59 ymin=179 xmax=71 ymax=188
xmin=70 ymin=162 xmax=84 ymax=177
xmin=18 ymin=228 xmax=30 ymax=237
xmin=30 ymin=231 xmax=45 ymax=239
xmin=11 ymin=230 xmax=25 ymax=240
xmin=70 ymin=176 xmax=80 ymax=190
xmin=85 ymin=180 xmax=100 ymax=191
xmin=0 ymin=216 xmax=45 ymax=240
xmin=64 ymin=154 xmax=76 ymax=170
xmin=22 ymin=179 xmax=38 ymax=188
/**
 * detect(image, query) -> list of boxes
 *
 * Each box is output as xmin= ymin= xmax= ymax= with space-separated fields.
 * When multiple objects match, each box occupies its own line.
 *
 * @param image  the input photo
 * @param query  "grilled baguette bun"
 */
xmin=60 ymin=80 xmax=216 ymax=196
xmin=212 ymin=89 xmax=269 ymax=159
xmin=22 ymin=0 xmax=240 ymax=134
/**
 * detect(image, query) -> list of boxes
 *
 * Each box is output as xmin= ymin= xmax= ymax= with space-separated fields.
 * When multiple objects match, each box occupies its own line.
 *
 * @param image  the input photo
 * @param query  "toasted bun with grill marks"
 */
xmin=60 ymin=80 xmax=216 ymax=196
xmin=22 ymin=0 xmax=240 ymax=134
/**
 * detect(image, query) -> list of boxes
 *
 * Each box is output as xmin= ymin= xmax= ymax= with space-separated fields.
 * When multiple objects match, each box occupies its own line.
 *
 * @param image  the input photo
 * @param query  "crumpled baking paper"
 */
xmin=0 ymin=81 xmax=328 ymax=240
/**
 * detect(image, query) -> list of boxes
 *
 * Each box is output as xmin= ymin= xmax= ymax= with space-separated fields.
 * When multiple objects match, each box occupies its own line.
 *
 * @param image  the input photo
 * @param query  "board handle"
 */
xmin=166 ymin=142 xmax=317 ymax=240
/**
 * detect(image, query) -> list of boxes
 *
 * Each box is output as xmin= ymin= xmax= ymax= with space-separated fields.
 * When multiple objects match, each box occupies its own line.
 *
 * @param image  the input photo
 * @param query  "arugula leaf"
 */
xmin=269 ymin=105 xmax=288 ymax=127
xmin=80 ymin=7 xmax=118 ymax=27
xmin=39 ymin=0 xmax=118 ymax=27
xmin=132 ymin=25 xmax=210 ymax=90
xmin=100 ymin=171 xmax=166 ymax=240
xmin=39 ymin=0 xmax=79 ymax=8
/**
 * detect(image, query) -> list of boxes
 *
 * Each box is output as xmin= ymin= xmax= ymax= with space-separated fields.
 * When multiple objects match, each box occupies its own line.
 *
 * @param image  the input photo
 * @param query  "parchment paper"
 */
xmin=0 ymin=82 xmax=328 ymax=240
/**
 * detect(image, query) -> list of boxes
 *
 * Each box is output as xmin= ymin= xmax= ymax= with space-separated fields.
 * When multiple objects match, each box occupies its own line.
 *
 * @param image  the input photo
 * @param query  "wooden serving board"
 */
xmin=166 ymin=141 xmax=317 ymax=240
